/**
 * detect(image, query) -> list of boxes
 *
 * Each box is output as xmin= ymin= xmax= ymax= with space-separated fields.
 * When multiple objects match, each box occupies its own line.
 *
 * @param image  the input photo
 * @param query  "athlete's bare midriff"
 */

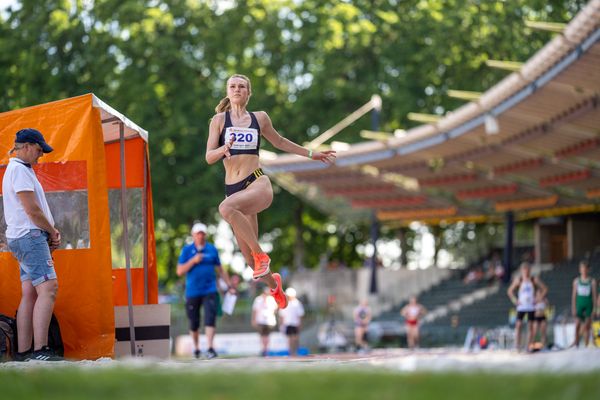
xmin=223 ymin=154 xmax=261 ymax=185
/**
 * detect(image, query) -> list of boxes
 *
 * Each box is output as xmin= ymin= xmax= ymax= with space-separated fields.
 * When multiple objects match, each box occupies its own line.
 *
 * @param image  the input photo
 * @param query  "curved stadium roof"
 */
xmin=261 ymin=0 xmax=600 ymax=224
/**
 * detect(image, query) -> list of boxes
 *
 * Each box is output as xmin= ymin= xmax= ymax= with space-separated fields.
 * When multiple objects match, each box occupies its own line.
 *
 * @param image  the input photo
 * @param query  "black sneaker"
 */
xmin=194 ymin=349 xmax=201 ymax=359
xmin=206 ymin=348 xmax=218 ymax=359
xmin=14 ymin=348 xmax=33 ymax=362
xmin=28 ymin=346 xmax=63 ymax=361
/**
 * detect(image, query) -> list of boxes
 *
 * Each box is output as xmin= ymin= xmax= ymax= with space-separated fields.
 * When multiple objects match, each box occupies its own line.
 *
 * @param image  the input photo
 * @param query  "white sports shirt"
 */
xmin=2 ymin=158 xmax=54 ymax=239
xmin=279 ymin=298 xmax=305 ymax=327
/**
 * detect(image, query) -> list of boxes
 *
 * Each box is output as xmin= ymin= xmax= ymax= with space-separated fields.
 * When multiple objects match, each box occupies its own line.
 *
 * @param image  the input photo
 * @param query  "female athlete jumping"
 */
xmin=206 ymin=74 xmax=336 ymax=308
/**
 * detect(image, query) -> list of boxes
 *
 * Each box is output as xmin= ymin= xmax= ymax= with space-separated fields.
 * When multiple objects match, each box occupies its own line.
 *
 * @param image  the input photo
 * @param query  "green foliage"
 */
xmin=265 ymin=193 xmax=371 ymax=268
xmin=438 ymin=219 xmax=535 ymax=267
xmin=0 ymin=0 xmax=585 ymax=284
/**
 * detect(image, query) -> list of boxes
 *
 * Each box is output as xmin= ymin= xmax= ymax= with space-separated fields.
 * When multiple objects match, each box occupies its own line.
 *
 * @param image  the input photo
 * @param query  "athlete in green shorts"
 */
xmin=571 ymin=260 xmax=597 ymax=347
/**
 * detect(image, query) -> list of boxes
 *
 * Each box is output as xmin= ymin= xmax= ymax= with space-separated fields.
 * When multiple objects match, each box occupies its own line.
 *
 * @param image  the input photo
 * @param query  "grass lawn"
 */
xmin=1 ymin=368 xmax=599 ymax=400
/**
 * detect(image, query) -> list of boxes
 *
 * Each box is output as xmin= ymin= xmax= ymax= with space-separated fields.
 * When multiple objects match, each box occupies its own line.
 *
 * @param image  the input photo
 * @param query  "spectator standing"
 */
xmin=252 ymin=286 xmax=278 ymax=356
xmin=353 ymin=299 xmax=372 ymax=352
xmin=278 ymin=288 xmax=305 ymax=356
xmin=177 ymin=222 xmax=234 ymax=359
xmin=3 ymin=129 xmax=62 ymax=361
xmin=533 ymin=291 xmax=549 ymax=350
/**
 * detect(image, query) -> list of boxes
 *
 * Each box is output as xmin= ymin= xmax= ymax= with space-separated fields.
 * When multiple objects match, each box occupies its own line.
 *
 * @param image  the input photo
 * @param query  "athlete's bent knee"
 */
xmin=218 ymin=201 xmax=235 ymax=221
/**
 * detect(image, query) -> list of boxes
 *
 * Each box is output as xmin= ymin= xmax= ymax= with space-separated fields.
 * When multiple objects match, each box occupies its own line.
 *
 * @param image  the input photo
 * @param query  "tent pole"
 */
xmin=120 ymin=122 xmax=137 ymax=356
xmin=143 ymin=143 xmax=149 ymax=304
xmin=368 ymin=103 xmax=381 ymax=294
xmin=369 ymin=211 xmax=379 ymax=294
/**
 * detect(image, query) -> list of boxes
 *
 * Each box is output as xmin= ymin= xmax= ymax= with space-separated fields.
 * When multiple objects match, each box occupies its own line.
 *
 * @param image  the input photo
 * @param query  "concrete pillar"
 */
xmin=369 ymin=211 xmax=379 ymax=294
xmin=503 ymin=211 xmax=514 ymax=283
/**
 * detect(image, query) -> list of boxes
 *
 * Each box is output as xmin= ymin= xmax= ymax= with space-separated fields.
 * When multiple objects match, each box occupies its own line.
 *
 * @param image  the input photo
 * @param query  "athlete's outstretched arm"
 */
xmin=257 ymin=111 xmax=336 ymax=164
xmin=206 ymin=113 xmax=234 ymax=164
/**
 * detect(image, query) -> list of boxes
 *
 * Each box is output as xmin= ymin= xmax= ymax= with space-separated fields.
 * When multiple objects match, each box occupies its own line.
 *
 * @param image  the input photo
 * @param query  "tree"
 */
xmin=0 ymin=0 xmax=586 ymax=285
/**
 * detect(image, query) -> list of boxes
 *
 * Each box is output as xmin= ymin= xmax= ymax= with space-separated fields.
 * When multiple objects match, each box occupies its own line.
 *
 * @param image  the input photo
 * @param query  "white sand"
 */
xmin=2 ymin=347 xmax=599 ymax=374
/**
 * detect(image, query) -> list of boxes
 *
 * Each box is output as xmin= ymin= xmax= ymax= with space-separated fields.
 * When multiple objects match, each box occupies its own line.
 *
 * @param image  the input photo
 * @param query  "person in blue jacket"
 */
xmin=177 ymin=222 xmax=234 ymax=359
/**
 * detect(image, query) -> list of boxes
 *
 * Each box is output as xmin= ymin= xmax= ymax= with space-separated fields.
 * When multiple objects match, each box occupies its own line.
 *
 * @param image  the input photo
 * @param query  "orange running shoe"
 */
xmin=270 ymin=273 xmax=288 ymax=309
xmin=252 ymin=252 xmax=271 ymax=280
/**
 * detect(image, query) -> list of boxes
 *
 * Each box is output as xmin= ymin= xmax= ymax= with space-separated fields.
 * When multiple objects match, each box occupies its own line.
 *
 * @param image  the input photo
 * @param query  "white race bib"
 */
xmin=577 ymin=284 xmax=591 ymax=296
xmin=226 ymin=127 xmax=259 ymax=150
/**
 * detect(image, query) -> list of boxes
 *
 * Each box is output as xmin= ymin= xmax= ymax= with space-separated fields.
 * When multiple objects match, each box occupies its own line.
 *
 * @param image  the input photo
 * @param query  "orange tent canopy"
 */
xmin=0 ymin=94 xmax=157 ymax=359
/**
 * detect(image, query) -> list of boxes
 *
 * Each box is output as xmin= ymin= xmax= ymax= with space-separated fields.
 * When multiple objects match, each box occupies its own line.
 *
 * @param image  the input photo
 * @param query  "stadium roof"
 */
xmin=261 ymin=1 xmax=600 ymax=224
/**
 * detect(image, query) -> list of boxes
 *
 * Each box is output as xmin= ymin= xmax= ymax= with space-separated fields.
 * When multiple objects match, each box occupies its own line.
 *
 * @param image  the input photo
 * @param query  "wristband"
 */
xmin=308 ymin=149 xmax=313 ymax=159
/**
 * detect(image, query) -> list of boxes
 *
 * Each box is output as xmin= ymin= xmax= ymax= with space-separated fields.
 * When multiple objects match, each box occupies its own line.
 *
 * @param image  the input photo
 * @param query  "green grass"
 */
xmin=1 ymin=368 xmax=599 ymax=400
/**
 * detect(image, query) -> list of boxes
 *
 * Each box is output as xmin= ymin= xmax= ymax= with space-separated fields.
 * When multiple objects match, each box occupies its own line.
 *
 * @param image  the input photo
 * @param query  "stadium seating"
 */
xmin=371 ymin=252 xmax=599 ymax=346
xmin=376 ymin=273 xmax=489 ymax=322
xmin=426 ymin=257 xmax=599 ymax=330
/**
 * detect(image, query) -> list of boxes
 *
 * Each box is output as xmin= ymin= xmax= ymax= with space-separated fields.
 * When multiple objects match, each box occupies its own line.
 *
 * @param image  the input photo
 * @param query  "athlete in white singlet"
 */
xmin=401 ymin=296 xmax=427 ymax=350
xmin=507 ymin=262 xmax=547 ymax=351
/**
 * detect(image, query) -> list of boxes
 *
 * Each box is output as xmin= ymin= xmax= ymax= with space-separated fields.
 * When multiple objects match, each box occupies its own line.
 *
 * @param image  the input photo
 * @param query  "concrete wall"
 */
xmin=535 ymin=214 xmax=600 ymax=264
xmin=568 ymin=216 xmax=600 ymax=260
xmin=289 ymin=267 xmax=451 ymax=319
xmin=534 ymin=219 xmax=566 ymax=264
xmin=535 ymin=222 xmax=555 ymax=264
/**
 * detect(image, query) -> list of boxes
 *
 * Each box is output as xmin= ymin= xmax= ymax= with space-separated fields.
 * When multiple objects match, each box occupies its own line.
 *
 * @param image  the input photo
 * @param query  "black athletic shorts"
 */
xmin=225 ymin=169 xmax=264 ymax=197
xmin=285 ymin=326 xmax=299 ymax=336
xmin=516 ymin=311 xmax=535 ymax=321
xmin=186 ymin=292 xmax=218 ymax=331
xmin=533 ymin=315 xmax=546 ymax=322
xmin=257 ymin=324 xmax=272 ymax=337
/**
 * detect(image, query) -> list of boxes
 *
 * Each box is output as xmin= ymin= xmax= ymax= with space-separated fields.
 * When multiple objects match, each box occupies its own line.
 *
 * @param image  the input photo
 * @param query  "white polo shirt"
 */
xmin=2 ymin=158 xmax=54 ymax=239
xmin=279 ymin=298 xmax=305 ymax=327
xmin=252 ymin=294 xmax=278 ymax=327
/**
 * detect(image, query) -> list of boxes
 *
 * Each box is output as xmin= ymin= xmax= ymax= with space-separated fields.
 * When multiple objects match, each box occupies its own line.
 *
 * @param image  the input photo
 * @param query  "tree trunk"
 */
xmin=398 ymin=227 xmax=408 ymax=268
xmin=432 ymin=225 xmax=442 ymax=268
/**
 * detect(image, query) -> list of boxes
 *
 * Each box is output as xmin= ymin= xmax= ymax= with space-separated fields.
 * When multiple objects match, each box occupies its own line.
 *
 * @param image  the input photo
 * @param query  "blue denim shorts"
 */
xmin=7 ymin=229 xmax=57 ymax=287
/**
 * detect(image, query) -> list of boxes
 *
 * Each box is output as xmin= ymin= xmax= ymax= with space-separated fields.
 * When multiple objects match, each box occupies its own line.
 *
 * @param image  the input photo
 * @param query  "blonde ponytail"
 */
xmin=215 ymin=97 xmax=231 ymax=113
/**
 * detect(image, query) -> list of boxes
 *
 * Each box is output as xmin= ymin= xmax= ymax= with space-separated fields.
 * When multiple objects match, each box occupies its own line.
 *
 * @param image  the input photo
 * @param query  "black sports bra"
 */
xmin=218 ymin=111 xmax=261 ymax=157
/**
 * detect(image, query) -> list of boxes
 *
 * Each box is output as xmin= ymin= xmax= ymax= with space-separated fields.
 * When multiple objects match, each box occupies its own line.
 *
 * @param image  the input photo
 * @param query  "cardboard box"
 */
xmin=114 ymin=304 xmax=171 ymax=359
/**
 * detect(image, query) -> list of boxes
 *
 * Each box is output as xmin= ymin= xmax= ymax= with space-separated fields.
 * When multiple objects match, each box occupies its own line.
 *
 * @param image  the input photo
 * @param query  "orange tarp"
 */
xmin=105 ymin=138 xmax=158 ymax=306
xmin=0 ymin=161 xmax=88 ymax=193
xmin=105 ymin=139 xmax=146 ymax=189
xmin=0 ymin=94 xmax=157 ymax=359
